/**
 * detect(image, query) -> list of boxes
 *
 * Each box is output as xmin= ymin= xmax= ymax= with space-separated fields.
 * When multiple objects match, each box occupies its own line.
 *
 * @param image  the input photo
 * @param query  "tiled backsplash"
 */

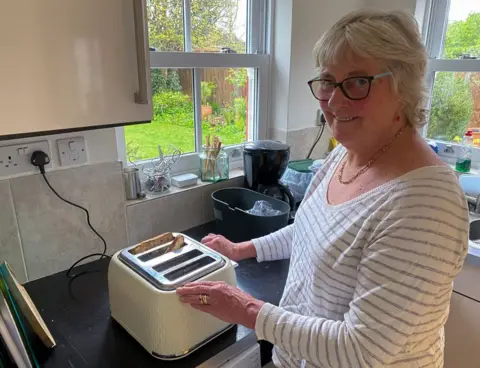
xmin=0 ymin=160 xmax=243 ymax=282
xmin=126 ymin=176 xmax=244 ymax=245
xmin=287 ymin=126 xmax=331 ymax=160
xmin=0 ymin=181 xmax=26 ymax=282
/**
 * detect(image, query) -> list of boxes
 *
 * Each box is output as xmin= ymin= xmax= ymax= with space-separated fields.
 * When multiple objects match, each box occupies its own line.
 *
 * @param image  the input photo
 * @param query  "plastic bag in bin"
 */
xmin=247 ymin=200 xmax=283 ymax=217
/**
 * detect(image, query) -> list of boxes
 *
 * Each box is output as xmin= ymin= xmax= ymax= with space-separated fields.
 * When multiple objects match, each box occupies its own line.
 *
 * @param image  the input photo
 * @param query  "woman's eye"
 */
xmin=319 ymin=81 xmax=335 ymax=90
xmin=354 ymin=78 xmax=369 ymax=88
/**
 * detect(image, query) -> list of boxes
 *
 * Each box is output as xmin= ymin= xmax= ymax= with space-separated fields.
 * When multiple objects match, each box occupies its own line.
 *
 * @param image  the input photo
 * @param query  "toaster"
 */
xmin=108 ymin=233 xmax=238 ymax=360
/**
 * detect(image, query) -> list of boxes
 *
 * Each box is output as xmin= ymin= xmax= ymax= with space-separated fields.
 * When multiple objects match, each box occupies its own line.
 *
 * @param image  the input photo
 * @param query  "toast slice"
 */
xmin=129 ymin=232 xmax=175 ymax=255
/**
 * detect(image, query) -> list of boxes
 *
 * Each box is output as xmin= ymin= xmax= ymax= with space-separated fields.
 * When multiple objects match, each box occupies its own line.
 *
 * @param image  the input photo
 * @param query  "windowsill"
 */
xmin=124 ymin=168 xmax=244 ymax=207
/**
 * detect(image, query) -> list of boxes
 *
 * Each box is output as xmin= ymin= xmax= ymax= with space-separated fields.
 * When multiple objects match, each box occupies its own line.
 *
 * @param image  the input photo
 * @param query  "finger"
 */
xmin=184 ymin=280 xmax=222 ymax=287
xmin=201 ymin=234 xmax=218 ymax=243
xmin=203 ymin=239 xmax=223 ymax=249
xmin=176 ymin=284 xmax=214 ymax=296
xmin=179 ymin=295 xmax=204 ymax=305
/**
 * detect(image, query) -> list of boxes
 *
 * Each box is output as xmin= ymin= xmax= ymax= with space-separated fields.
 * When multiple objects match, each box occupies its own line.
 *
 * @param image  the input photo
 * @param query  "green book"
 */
xmin=0 ymin=268 xmax=39 ymax=367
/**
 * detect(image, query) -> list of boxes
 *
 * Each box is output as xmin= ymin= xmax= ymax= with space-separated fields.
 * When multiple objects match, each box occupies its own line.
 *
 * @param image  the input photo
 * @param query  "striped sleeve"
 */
xmin=252 ymin=225 xmax=294 ymax=262
xmin=255 ymin=189 xmax=469 ymax=367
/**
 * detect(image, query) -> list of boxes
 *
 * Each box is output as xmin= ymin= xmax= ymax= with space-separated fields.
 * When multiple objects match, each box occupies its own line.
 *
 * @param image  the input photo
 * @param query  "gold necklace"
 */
xmin=338 ymin=125 xmax=408 ymax=185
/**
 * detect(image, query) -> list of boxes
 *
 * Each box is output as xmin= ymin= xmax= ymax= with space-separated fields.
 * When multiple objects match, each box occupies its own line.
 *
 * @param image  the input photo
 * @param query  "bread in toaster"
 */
xmin=165 ymin=235 xmax=185 ymax=254
xmin=129 ymin=232 xmax=175 ymax=255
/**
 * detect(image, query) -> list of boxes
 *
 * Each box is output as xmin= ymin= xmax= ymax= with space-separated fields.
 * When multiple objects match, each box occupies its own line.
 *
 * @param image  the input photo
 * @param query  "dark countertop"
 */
xmin=24 ymin=222 xmax=290 ymax=367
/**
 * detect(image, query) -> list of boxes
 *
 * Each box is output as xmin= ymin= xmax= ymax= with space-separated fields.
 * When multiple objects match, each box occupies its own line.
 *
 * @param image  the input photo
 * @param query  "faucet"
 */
xmin=466 ymin=193 xmax=480 ymax=213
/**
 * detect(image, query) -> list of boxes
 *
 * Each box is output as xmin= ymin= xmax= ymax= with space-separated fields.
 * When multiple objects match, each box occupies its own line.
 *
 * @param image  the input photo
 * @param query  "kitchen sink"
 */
xmin=469 ymin=219 xmax=480 ymax=249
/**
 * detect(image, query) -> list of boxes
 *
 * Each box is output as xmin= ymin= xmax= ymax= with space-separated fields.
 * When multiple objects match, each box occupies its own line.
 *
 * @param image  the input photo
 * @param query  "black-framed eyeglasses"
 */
xmin=307 ymin=72 xmax=393 ymax=101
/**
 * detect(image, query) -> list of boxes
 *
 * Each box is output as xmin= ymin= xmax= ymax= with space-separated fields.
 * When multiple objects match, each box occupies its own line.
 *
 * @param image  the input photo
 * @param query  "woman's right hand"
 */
xmin=201 ymin=234 xmax=256 ymax=261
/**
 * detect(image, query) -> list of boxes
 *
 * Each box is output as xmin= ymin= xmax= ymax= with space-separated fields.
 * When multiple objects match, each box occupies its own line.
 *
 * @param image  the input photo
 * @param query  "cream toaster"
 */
xmin=108 ymin=232 xmax=238 ymax=360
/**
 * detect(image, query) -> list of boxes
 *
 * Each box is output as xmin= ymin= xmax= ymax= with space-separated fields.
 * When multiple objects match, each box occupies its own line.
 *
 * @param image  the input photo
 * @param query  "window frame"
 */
xmin=422 ymin=0 xmax=480 ymax=143
xmin=116 ymin=0 xmax=272 ymax=176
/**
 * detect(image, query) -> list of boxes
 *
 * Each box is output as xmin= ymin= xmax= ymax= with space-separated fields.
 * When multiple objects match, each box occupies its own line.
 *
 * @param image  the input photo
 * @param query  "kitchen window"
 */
xmin=422 ymin=0 xmax=480 ymax=144
xmin=117 ymin=0 xmax=271 ymax=174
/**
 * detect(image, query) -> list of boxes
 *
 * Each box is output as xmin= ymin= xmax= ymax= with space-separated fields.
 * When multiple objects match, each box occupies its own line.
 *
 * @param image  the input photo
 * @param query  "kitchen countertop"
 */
xmin=23 ymin=222 xmax=290 ymax=367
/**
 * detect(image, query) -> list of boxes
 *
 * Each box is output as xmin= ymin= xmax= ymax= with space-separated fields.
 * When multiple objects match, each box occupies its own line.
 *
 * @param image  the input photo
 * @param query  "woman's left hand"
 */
xmin=176 ymin=281 xmax=265 ymax=330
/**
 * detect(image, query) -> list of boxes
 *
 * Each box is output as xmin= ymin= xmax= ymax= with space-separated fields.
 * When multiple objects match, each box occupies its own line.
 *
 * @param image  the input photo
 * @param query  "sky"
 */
xmin=448 ymin=0 xmax=480 ymax=21
xmin=235 ymin=0 xmax=247 ymax=41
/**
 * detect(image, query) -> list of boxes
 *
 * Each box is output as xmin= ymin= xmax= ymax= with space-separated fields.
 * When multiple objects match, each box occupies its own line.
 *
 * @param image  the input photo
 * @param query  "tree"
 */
xmin=147 ymin=0 xmax=245 ymax=53
xmin=443 ymin=13 xmax=480 ymax=59
xmin=427 ymin=72 xmax=473 ymax=140
xmin=427 ymin=12 xmax=480 ymax=141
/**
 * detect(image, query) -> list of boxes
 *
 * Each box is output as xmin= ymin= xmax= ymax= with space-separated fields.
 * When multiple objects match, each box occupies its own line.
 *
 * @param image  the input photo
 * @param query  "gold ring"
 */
xmin=200 ymin=294 xmax=209 ymax=305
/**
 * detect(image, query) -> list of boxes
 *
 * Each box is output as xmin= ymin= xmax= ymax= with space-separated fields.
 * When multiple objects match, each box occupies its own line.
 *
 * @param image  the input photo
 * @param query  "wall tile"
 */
xmin=10 ymin=162 xmax=127 ymax=280
xmin=0 ymin=181 xmax=27 ymax=283
xmin=126 ymin=187 xmax=205 ymax=245
xmin=126 ymin=175 xmax=244 ymax=245
xmin=286 ymin=127 xmax=331 ymax=160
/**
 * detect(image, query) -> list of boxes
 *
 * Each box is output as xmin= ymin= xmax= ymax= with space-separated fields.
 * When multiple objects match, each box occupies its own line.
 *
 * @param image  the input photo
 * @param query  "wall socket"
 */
xmin=57 ymin=137 xmax=88 ymax=166
xmin=0 ymin=141 xmax=52 ymax=177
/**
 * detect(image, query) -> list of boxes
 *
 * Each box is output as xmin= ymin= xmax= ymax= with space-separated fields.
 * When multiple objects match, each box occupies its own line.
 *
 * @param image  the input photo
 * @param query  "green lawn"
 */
xmin=124 ymin=119 xmax=245 ymax=161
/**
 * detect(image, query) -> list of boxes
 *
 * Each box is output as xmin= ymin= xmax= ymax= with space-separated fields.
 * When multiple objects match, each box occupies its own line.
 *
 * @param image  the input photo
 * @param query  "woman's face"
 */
xmin=319 ymin=56 xmax=401 ymax=150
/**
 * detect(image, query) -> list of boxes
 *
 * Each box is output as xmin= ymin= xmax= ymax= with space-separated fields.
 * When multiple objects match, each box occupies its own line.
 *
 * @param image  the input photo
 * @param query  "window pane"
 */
xmin=200 ymin=68 xmax=254 ymax=147
xmin=124 ymin=69 xmax=195 ymax=160
xmin=191 ymin=0 xmax=247 ymax=53
xmin=427 ymin=72 xmax=480 ymax=142
xmin=442 ymin=2 xmax=480 ymax=59
xmin=147 ymin=0 xmax=185 ymax=52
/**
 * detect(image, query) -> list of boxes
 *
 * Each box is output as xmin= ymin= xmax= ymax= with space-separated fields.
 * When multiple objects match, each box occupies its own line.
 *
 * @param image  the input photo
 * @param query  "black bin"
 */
xmin=211 ymin=187 xmax=290 ymax=242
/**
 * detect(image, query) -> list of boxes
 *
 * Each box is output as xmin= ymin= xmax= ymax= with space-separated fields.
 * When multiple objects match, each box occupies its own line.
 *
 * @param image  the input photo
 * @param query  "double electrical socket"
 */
xmin=0 ymin=140 xmax=52 ymax=177
xmin=0 ymin=137 xmax=88 ymax=177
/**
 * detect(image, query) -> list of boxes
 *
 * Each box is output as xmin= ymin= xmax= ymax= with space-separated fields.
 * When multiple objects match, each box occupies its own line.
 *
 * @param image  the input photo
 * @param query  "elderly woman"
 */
xmin=177 ymin=10 xmax=469 ymax=367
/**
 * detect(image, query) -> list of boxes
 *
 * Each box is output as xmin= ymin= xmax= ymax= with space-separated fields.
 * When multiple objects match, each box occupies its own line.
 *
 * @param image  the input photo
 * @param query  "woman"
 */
xmin=177 ymin=10 xmax=469 ymax=367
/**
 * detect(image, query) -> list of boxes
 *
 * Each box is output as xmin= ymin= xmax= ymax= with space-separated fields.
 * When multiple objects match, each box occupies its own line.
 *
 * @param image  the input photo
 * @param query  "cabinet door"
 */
xmin=0 ymin=0 xmax=152 ymax=138
xmin=444 ymin=292 xmax=480 ymax=368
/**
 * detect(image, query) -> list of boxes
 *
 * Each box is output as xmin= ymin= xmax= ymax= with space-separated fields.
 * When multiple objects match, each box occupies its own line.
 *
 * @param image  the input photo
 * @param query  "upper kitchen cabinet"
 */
xmin=0 ymin=0 xmax=152 ymax=139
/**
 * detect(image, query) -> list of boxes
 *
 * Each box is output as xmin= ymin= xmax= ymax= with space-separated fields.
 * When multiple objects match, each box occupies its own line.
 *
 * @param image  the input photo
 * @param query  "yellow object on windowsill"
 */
xmin=328 ymin=137 xmax=338 ymax=152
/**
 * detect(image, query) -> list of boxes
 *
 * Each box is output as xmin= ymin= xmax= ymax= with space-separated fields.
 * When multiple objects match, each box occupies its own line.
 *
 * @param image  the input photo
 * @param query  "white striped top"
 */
xmin=252 ymin=146 xmax=469 ymax=368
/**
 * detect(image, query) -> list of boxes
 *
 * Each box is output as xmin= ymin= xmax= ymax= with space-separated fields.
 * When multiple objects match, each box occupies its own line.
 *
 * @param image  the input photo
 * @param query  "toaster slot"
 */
xmin=152 ymin=249 xmax=203 ymax=273
xmin=138 ymin=246 xmax=169 ymax=262
xmin=163 ymin=256 xmax=216 ymax=281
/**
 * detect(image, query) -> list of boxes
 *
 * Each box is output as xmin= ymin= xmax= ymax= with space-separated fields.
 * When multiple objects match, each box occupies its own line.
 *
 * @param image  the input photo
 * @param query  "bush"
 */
xmin=427 ymin=72 xmax=474 ymax=141
xmin=151 ymin=69 xmax=181 ymax=96
xmin=153 ymin=91 xmax=192 ymax=115
xmin=152 ymin=91 xmax=194 ymax=127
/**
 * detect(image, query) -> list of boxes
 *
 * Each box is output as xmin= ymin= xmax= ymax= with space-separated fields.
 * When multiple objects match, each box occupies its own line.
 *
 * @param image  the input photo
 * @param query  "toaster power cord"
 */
xmin=30 ymin=151 xmax=110 ymax=279
xmin=306 ymin=114 xmax=326 ymax=160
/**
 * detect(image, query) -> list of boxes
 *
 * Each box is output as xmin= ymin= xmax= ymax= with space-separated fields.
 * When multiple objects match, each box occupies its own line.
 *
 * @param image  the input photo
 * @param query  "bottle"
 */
xmin=456 ymin=130 xmax=473 ymax=173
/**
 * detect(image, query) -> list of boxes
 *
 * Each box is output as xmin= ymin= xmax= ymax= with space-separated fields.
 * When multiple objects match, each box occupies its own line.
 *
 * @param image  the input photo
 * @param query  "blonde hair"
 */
xmin=313 ymin=10 xmax=428 ymax=127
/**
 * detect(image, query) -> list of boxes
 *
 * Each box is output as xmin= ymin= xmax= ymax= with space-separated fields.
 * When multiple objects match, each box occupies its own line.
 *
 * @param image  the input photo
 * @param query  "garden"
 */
xmin=125 ymin=68 xmax=249 ymax=161
xmin=125 ymin=0 xmax=249 ymax=161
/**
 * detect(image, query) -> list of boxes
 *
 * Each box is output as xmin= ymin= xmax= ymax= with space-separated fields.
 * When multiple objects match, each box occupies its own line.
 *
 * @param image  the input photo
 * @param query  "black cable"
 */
xmin=39 ymin=168 xmax=110 ymax=279
xmin=306 ymin=119 xmax=326 ymax=159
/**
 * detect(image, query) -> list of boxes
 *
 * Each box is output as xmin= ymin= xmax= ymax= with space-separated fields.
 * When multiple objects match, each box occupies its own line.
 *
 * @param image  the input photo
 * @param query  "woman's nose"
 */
xmin=328 ymin=87 xmax=349 ymax=108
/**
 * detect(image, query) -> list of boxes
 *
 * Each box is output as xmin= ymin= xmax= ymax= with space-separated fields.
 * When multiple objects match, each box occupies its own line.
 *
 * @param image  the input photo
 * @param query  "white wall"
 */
xmin=269 ymin=0 xmax=366 ymax=137
xmin=364 ymin=0 xmax=417 ymax=13
xmin=270 ymin=0 xmax=294 ymax=134
xmin=287 ymin=0 xmax=365 ymax=132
